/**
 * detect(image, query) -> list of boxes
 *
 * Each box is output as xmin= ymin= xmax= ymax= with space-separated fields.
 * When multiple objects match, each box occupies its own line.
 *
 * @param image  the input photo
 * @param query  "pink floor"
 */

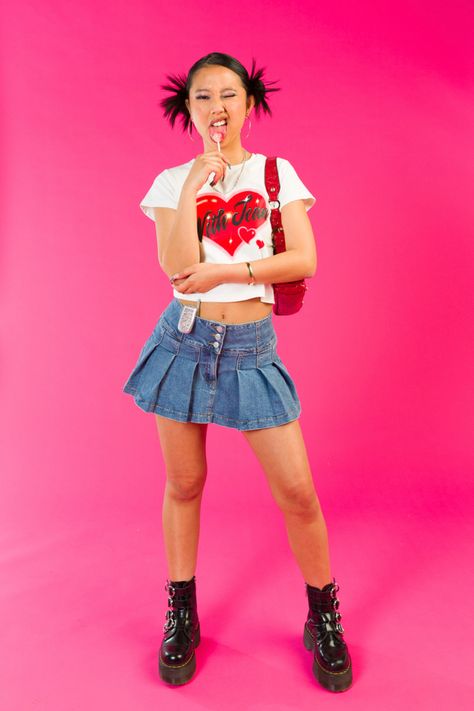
xmin=2 ymin=471 xmax=472 ymax=710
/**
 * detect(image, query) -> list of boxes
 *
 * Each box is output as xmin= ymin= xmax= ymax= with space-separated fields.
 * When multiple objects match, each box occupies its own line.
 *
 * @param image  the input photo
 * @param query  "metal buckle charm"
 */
xmin=163 ymin=609 xmax=176 ymax=632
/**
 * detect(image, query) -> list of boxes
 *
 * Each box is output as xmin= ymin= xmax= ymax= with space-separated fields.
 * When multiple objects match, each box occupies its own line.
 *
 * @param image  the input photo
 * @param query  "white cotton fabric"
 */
xmin=139 ymin=153 xmax=316 ymax=304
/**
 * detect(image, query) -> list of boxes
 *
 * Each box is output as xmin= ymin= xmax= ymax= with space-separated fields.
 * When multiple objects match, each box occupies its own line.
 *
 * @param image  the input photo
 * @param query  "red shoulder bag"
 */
xmin=264 ymin=156 xmax=308 ymax=315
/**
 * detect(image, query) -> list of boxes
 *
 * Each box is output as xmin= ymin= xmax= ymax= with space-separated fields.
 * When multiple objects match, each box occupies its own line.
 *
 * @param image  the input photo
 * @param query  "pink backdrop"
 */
xmin=1 ymin=1 xmax=473 ymax=709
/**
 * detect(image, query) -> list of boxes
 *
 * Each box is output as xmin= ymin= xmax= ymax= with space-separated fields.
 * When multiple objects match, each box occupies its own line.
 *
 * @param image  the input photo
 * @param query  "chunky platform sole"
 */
xmin=303 ymin=623 xmax=352 ymax=692
xmin=158 ymin=624 xmax=201 ymax=686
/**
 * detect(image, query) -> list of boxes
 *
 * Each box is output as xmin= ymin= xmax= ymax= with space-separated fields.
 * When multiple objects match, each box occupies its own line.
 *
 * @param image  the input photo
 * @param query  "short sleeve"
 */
xmin=276 ymin=158 xmax=316 ymax=212
xmin=139 ymin=169 xmax=178 ymax=220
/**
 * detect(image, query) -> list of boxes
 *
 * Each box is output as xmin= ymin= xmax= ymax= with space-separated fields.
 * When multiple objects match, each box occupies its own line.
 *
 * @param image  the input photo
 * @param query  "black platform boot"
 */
xmin=303 ymin=576 xmax=353 ymax=692
xmin=158 ymin=576 xmax=201 ymax=685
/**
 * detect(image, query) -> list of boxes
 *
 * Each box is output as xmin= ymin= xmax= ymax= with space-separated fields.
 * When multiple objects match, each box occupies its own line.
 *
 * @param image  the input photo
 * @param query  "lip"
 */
xmin=209 ymin=117 xmax=228 ymax=126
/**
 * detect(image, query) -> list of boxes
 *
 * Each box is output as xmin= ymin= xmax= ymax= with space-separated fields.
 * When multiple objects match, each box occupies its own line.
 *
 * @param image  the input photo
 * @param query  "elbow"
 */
xmin=159 ymin=252 xmax=174 ymax=279
xmin=160 ymin=250 xmax=201 ymax=279
xmin=160 ymin=260 xmax=176 ymax=280
xmin=303 ymin=256 xmax=317 ymax=278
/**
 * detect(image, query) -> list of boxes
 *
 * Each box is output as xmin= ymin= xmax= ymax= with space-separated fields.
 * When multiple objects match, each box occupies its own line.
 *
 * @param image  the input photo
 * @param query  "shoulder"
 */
xmin=165 ymin=158 xmax=194 ymax=176
xmin=152 ymin=159 xmax=194 ymax=188
xmin=276 ymin=156 xmax=296 ymax=171
xmin=166 ymin=158 xmax=194 ymax=181
xmin=256 ymin=154 xmax=296 ymax=172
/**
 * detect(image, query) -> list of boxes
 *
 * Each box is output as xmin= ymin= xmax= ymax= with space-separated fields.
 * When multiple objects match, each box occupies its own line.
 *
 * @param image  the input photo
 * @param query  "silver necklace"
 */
xmin=210 ymin=150 xmax=252 ymax=194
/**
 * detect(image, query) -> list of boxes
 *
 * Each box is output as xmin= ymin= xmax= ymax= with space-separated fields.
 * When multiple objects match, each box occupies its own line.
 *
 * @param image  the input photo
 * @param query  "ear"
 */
xmin=247 ymin=94 xmax=255 ymax=115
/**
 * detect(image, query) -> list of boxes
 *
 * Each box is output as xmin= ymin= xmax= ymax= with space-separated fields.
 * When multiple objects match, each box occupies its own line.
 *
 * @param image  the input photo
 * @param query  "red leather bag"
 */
xmin=264 ymin=156 xmax=308 ymax=315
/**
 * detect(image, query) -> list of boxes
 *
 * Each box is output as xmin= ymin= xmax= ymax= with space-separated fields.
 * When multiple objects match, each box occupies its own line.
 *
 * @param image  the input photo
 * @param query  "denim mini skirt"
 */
xmin=122 ymin=298 xmax=301 ymax=431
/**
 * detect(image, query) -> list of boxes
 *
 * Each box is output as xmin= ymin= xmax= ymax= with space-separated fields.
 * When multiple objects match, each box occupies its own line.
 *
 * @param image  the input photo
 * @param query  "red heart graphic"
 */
xmin=196 ymin=191 xmax=268 ymax=256
xmin=256 ymin=239 xmax=265 ymax=249
xmin=238 ymin=226 xmax=256 ymax=244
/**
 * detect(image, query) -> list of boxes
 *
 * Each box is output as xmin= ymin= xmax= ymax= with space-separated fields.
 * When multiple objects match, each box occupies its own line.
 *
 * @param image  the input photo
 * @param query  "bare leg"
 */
xmin=242 ymin=419 xmax=332 ymax=588
xmin=155 ymin=415 xmax=209 ymax=581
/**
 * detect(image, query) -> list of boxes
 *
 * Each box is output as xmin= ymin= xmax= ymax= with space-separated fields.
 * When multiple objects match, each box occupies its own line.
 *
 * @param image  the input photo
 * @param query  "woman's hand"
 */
xmin=171 ymin=263 xmax=226 ymax=294
xmin=183 ymin=150 xmax=231 ymax=192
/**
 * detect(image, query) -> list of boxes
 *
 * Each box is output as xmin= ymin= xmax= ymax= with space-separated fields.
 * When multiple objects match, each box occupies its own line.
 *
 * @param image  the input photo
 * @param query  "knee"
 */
xmin=277 ymin=483 xmax=322 ymax=520
xmin=166 ymin=469 xmax=207 ymax=501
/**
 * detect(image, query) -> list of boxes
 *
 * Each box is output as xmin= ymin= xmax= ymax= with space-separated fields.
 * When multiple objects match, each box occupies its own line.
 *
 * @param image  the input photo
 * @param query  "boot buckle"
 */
xmin=163 ymin=609 xmax=176 ymax=632
xmin=164 ymin=580 xmax=176 ymax=596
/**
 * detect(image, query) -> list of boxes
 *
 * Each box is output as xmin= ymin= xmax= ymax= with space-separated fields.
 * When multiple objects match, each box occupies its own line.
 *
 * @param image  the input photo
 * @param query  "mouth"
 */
xmin=209 ymin=119 xmax=228 ymax=142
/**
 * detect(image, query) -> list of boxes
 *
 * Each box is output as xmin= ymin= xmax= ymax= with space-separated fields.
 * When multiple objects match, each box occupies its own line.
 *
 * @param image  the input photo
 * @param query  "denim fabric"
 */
xmin=122 ymin=298 xmax=301 ymax=431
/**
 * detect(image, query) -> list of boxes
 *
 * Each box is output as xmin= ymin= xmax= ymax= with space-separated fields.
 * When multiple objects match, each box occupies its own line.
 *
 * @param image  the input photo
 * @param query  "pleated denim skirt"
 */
xmin=122 ymin=297 xmax=301 ymax=431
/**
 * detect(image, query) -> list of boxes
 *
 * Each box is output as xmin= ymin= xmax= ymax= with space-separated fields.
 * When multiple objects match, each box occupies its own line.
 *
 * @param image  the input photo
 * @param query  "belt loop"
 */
xmin=255 ymin=318 xmax=260 ymax=351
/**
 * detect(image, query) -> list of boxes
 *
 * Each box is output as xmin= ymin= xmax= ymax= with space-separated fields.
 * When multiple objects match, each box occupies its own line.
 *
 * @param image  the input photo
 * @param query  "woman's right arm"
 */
xmin=153 ymin=150 xmax=229 ymax=279
xmin=154 ymin=184 xmax=200 ymax=278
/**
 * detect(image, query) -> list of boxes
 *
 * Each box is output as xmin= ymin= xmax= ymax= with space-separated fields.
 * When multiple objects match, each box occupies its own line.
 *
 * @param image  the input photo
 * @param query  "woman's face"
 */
xmin=185 ymin=65 xmax=254 ymax=152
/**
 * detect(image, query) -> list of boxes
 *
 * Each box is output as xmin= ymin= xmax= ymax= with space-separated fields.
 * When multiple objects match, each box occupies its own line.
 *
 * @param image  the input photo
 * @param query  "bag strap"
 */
xmin=264 ymin=156 xmax=287 ymax=253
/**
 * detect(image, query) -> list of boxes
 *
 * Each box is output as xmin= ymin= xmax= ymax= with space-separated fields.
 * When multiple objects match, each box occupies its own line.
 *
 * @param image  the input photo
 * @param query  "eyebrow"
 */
xmin=193 ymin=86 xmax=237 ymax=92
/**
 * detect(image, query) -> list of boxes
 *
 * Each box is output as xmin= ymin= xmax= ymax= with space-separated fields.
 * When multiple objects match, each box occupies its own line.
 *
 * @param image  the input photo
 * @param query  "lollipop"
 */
xmin=211 ymin=130 xmax=224 ymax=152
xmin=209 ymin=130 xmax=226 ymax=185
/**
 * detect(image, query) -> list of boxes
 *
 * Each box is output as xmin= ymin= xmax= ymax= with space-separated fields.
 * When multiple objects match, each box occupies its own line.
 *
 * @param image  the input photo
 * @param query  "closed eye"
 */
xmin=196 ymin=94 xmax=236 ymax=100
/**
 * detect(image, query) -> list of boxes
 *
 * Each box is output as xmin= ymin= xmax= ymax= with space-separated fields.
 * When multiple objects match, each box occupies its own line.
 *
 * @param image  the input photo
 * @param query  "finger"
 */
xmin=209 ymin=164 xmax=227 ymax=185
xmin=206 ymin=156 xmax=230 ymax=173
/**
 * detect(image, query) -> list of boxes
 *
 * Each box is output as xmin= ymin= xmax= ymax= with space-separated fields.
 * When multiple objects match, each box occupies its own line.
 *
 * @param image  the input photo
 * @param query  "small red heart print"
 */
xmin=237 ymin=226 xmax=256 ymax=244
xmin=256 ymin=239 xmax=265 ymax=249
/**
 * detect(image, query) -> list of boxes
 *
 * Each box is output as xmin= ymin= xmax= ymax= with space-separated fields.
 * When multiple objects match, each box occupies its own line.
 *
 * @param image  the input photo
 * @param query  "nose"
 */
xmin=210 ymin=100 xmax=225 ymax=114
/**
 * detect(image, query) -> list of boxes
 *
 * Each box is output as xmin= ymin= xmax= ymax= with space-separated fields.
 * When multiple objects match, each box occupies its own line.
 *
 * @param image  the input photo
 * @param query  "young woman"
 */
xmin=123 ymin=52 xmax=352 ymax=692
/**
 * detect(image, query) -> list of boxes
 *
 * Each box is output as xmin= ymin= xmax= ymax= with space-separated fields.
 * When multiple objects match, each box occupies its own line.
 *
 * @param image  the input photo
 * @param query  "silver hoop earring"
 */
xmin=244 ymin=115 xmax=252 ymax=138
xmin=187 ymin=120 xmax=195 ymax=142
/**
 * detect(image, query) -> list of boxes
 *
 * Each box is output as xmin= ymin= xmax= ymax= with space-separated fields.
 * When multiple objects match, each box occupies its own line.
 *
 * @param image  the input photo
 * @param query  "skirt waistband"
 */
xmin=158 ymin=298 xmax=276 ymax=353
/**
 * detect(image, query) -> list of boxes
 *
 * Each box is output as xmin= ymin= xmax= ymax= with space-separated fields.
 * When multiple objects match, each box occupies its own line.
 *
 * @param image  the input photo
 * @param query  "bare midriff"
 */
xmin=177 ymin=296 xmax=273 ymax=324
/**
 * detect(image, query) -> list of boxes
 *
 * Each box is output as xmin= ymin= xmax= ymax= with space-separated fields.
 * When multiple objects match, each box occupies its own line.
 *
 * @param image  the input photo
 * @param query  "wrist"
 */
xmin=217 ymin=263 xmax=243 ymax=284
xmin=219 ymin=263 xmax=257 ymax=284
xmin=181 ymin=181 xmax=198 ymax=198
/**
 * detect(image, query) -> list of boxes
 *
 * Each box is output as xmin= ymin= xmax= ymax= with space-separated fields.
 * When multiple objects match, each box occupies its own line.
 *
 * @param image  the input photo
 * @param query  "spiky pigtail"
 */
xmin=158 ymin=72 xmax=191 ymax=134
xmin=246 ymin=57 xmax=281 ymax=117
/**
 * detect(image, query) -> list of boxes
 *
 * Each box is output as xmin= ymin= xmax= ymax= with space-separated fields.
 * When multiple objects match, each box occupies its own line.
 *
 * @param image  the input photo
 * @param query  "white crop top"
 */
xmin=139 ymin=152 xmax=316 ymax=304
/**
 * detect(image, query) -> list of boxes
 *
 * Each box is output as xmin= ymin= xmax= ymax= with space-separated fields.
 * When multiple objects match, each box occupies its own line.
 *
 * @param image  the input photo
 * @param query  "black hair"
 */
xmin=158 ymin=52 xmax=281 ymax=135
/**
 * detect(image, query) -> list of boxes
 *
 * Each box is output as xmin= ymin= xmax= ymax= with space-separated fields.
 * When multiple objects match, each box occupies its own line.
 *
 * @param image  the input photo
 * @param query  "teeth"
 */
xmin=211 ymin=120 xmax=226 ymax=126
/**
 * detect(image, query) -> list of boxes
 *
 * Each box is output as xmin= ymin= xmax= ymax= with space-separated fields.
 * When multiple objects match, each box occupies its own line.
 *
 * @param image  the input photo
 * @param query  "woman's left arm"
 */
xmin=225 ymin=199 xmax=317 ymax=284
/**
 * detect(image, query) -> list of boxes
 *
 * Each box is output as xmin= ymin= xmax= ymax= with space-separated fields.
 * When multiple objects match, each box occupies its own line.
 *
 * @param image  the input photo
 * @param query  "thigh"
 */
xmin=241 ymin=419 xmax=319 ymax=511
xmin=155 ymin=414 xmax=209 ymax=481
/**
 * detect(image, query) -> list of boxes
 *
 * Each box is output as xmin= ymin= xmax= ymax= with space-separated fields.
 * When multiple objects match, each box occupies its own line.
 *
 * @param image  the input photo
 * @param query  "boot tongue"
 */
xmin=306 ymin=582 xmax=337 ymax=612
